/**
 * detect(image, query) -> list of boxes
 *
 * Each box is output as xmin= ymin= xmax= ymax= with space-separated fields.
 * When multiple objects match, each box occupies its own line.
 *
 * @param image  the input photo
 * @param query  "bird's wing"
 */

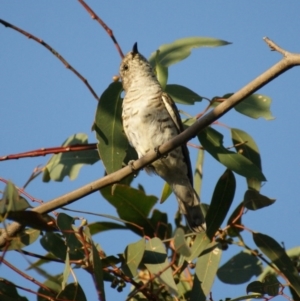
xmin=161 ymin=92 xmax=193 ymax=185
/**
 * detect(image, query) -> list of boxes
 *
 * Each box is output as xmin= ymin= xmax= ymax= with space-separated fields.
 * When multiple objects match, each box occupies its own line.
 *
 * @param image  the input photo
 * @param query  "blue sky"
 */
xmin=1 ymin=1 xmax=300 ymax=300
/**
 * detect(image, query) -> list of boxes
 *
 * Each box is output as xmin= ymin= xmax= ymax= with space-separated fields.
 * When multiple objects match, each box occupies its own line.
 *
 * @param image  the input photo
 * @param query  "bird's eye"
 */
xmin=123 ymin=64 xmax=129 ymax=71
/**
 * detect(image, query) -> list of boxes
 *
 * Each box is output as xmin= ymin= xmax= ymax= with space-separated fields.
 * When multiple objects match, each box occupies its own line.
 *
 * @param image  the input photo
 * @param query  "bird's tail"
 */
xmin=172 ymin=183 xmax=206 ymax=233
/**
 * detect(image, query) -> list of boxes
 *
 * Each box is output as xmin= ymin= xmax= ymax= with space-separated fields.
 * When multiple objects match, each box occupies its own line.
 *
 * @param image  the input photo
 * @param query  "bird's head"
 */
xmin=119 ymin=43 xmax=157 ymax=92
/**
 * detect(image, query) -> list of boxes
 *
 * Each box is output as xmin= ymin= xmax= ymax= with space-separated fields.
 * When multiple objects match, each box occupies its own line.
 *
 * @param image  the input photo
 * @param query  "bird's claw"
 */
xmin=128 ymin=160 xmax=136 ymax=171
xmin=128 ymin=160 xmax=138 ymax=177
xmin=154 ymin=146 xmax=161 ymax=157
xmin=154 ymin=146 xmax=168 ymax=159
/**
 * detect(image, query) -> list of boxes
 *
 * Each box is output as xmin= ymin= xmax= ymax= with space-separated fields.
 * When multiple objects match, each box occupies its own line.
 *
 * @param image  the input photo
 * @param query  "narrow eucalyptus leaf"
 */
xmin=165 ymin=84 xmax=202 ymax=105
xmin=149 ymin=37 xmax=231 ymax=67
xmin=206 ymin=169 xmax=236 ymax=239
xmin=198 ymin=127 xmax=266 ymax=181
xmin=95 ymin=82 xmax=128 ymax=174
xmin=253 ymin=232 xmax=300 ymax=296
xmin=174 ymin=228 xmax=191 ymax=257
xmin=231 ymin=128 xmax=262 ymax=171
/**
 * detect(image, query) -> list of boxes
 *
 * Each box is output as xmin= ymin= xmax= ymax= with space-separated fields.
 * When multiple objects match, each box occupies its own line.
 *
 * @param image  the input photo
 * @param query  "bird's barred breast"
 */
xmin=122 ymin=94 xmax=188 ymax=180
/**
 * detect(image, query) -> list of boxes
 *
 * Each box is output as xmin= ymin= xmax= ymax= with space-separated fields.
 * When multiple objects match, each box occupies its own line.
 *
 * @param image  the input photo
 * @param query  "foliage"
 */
xmin=0 ymin=30 xmax=299 ymax=301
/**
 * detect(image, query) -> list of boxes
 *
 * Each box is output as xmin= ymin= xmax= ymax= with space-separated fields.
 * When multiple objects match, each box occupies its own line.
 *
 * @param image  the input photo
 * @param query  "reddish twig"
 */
xmin=187 ymin=142 xmax=203 ymax=150
xmin=127 ymin=251 xmax=177 ymax=300
xmin=0 ymin=19 xmax=99 ymax=101
xmin=0 ymin=143 xmax=97 ymax=161
xmin=1 ymin=258 xmax=56 ymax=294
xmin=78 ymin=0 xmax=124 ymax=58
xmin=0 ymin=279 xmax=65 ymax=301
xmin=0 ymin=177 xmax=43 ymax=204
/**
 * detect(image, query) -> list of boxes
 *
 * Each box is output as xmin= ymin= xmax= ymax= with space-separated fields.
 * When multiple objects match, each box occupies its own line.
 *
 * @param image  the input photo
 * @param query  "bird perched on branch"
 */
xmin=119 ymin=43 xmax=206 ymax=232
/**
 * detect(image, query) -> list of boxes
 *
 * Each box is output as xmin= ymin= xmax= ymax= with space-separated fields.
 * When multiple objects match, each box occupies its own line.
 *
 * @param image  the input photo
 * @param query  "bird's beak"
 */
xmin=132 ymin=42 xmax=138 ymax=54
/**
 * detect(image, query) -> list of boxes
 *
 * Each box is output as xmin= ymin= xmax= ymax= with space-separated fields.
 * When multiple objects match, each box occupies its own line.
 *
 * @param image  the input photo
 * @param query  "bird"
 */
xmin=119 ymin=42 xmax=206 ymax=232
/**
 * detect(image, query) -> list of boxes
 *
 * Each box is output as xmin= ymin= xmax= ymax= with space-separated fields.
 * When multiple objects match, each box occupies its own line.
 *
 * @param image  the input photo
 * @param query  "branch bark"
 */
xmin=1 ymin=37 xmax=299 ymax=248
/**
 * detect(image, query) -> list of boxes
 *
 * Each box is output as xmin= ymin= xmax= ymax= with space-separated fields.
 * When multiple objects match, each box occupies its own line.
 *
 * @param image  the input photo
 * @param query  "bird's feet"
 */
xmin=128 ymin=160 xmax=136 ymax=171
xmin=154 ymin=146 xmax=168 ymax=159
xmin=128 ymin=160 xmax=138 ymax=177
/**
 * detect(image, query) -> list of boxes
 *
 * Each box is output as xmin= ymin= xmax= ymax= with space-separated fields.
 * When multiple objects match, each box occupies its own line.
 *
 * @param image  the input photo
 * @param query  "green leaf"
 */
xmin=174 ymin=228 xmax=191 ymax=257
xmin=62 ymin=252 xmax=70 ymax=290
xmin=88 ymin=222 xmax=127 ymax=235
xmin=43 ymin=133 xmax=99 ymax=182
xmin=206 ymin=169 xmax=236 ymax=239
xmin=247 ymin=177 xmax=262 ymax=192
xmin=191 ymin=243 xmax=222 ymax=301
xmin=184 ymin=232 xmax=210 ymax=262
xmin=160 ymin=182 xmax=172 ymax=204
xmin=122 ymin=238 xmax=145 ymax=278
xmin=177 ymin=274 xmax=193 ymax=300
xmin=194 ymin=149 xmax=204 ymax=196
xmin=217 ymin=251 xmax=263 ymax=284
xmin=153 ymin=50 xmax=168 ymax=89
xmin=165 ymin=84 xmax=202 ymax=105
xmin=143 ymin=237 xmax=178 ymax=296
xmin=57 ymin=213 xmax=85 ymax=260
xmin=253 ymin=232 xmax=300 ymax=297
xmin=149 ymin=37 xmax=231 ymax=67
xmin=26 ymin=252 xmax=57 ymax=270
xmin=215 ymin=93 xmax=274 ymax=120
xmin=231 ymin=128 xmax=262 ymax=171
xmin=246 ymin=277 xmax=280 ymax=297
xmin=91 ymin=243 xmax=106 ymax=301
xmin=40 ymin=232 xmax=67 ymax=260
xmin=247 ymin=281 xmax=265 ymax=295
xmin=57 ymin=283 xmax=87 ymax=301
xmin=263 ymin=275 xmax=280 ymax=296
xmin=231 ymin=127 xmax=264 ymax=195
xmin=100 ymin=185 xmax=158 ymax=236
xmin=244 ymin=190 xmax=276 ymax=210
xmin=0 ymin=181 xmax=31 ymax=215
xmin=0 ymin=279 xmax=28 ymax=301
xmin=235 ymin=94 xmax=274 ymax=120
xmin=1 ymin=228 xmax=40 ymax=251
xmin=94 ymin=81 xmax=129 ymax=174
xmin=258 ymin=247 xmax=300 ymax=282
xmin=197 ymin=127 xmax=266 ymax=181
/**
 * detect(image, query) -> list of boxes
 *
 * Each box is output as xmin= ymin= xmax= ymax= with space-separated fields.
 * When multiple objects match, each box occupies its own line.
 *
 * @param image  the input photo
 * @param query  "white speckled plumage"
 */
xmin=120 ymin=43 xmax=206 ymax=232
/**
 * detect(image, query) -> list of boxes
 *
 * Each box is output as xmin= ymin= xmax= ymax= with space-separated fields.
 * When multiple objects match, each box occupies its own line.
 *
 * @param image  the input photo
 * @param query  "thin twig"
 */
xmin=0 ymin=177 xmax=43 ymax=204
xmin=0 ymin=37 xmax=300 ymax=248
xmin=1 ymin=258 xmax=56 ymax=293
xmin=0 ymin=279 xmax=61 ymax=301
xmin=78 ymin=0 xmax=124 ymax=58
xmin=238 ymin=239 xmax=291 ymax=287
xmin=0 ymin=143 xmax=97 ymax=161
xmin=16 ymin=249 xmax=64 ymax=263
xmin=187 ymin=142 xmax=203 ymax=150
xmin=0 ymin=19 xmax=99 ymax=101
xmin=264 ymin=37 xmax=288 ymax=56
xmin=127 ymin=252 xmax=177 ymax=300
